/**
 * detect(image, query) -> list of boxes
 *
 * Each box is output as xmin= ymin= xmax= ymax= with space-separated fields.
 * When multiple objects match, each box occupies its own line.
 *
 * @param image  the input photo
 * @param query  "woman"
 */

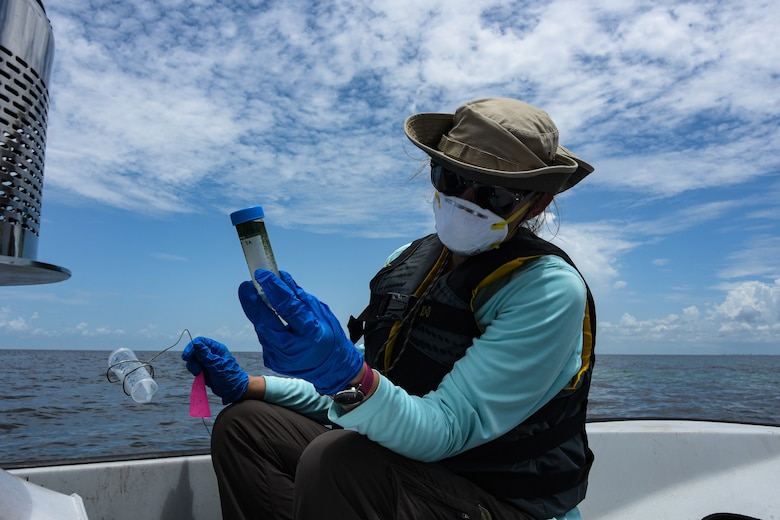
xmin=183 ymin=97 xmax=596 ymax=520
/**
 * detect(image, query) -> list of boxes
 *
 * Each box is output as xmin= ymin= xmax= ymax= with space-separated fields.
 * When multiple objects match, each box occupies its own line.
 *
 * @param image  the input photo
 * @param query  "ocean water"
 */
xmin=1 ymin=350 xmax=778 ymax=467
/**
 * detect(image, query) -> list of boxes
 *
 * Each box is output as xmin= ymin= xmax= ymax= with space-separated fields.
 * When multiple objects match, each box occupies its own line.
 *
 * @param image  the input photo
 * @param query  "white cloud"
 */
xmin=546 ymin=199 xmax=780 ymax=351
xmin=544 ymin=220 xmax=639 ymax=299
xmin=0 ymin=307 xmax=38 ymax=332
xmin=34 ymin=321 xmax=127 ymax=338
xmin=601 ymin=279 xmax=780 ymax=349
xmin=682 ymin=305 xmax=700 ymax=320
xmin=624 ymin=199 xmax=742 ymax=237
xmin=1 ymin=305 xmax=126 ymax=339
xmin=712 ymin=279 xmax=780 ymax=329
xmin=720 ymin=235 xmax=780 ymax=279
xmin=39 ymin=0 xmax=780 ymax=233
xmin=11 ymin=0 xmax=775 ymax=352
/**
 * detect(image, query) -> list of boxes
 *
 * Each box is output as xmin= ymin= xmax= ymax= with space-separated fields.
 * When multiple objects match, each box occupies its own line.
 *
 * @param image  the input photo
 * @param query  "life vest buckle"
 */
xmin=376 ymin=292 xmax=415 ymax=320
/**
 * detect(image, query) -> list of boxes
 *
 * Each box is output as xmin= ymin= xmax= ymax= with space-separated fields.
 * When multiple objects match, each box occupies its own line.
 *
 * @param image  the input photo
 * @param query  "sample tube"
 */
xmin=230 ymin=205 xmax=279 ymax=295
xmin=108 ymin=347 xmax=158 ymax=403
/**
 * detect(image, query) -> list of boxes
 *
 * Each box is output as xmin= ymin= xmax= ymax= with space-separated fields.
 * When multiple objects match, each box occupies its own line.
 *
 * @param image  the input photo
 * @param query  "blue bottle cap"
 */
xmin=230 ymin=205 xmax=265 ymax=226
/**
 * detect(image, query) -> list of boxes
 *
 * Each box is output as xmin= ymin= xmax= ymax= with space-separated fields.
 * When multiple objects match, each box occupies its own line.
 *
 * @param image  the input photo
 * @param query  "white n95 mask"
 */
xmin=433 ymin=192 xmax=511 ymax=256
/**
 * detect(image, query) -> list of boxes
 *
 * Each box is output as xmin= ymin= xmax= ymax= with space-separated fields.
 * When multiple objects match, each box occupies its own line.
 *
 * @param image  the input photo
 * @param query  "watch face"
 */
xmin=333 ymin=388 xmax=364 ymax=405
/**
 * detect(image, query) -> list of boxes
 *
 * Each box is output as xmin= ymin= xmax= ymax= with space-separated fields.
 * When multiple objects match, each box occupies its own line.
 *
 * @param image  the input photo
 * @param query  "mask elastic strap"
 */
xmin=490 ymin=191 xmax=539 ymax=231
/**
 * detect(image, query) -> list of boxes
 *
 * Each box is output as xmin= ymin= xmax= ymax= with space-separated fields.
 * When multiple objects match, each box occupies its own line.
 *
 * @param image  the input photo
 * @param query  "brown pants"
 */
xmin=211 ymin=400 xmax=534 ymax=520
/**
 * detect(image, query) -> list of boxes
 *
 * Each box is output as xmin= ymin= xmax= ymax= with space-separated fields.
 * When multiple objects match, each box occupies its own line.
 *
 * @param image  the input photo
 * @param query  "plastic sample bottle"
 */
xmin=108 ymin=347 xmax=158 ymax=403
xmin=230 ymin=205 xmax=279 ymax=295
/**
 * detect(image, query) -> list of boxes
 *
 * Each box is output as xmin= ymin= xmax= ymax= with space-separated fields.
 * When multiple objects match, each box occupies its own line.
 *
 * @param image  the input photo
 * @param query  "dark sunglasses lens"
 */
xmin=431 ymin=165 xmax=466 ymax=195
xmin=432 ymin=164 xmax=521 ymax=216
xmin=474 ymin=185 xmax=516 ymax=216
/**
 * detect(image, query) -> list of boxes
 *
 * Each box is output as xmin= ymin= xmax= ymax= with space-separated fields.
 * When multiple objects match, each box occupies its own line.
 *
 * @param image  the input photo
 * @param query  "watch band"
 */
xmin=332 ymin=361 xmax=374 ymax=406
xmin=355 ymin=361 xmax=375 ymax=392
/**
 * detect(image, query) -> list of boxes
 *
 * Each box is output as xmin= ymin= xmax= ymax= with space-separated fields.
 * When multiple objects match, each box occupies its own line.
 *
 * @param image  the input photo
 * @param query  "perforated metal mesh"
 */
xmin=0 ymin=0 xmax=68 ymax=285
xmin=0 ymin=43 xmax=49 ymax=258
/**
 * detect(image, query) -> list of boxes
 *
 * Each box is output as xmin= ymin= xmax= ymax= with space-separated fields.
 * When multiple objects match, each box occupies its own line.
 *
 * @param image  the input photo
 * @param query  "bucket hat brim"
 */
xmin=405 ymin=111 xmax=594 ymax=194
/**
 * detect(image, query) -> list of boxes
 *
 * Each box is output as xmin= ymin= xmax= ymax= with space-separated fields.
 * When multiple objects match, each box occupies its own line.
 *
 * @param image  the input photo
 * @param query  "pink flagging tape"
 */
xmin=189 ymin=372 xmax=212 ymax=418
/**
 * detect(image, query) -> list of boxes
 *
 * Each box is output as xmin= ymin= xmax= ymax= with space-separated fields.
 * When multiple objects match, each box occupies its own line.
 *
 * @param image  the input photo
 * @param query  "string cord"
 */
xmin=105 ymin=329 xmax=212 ymax=436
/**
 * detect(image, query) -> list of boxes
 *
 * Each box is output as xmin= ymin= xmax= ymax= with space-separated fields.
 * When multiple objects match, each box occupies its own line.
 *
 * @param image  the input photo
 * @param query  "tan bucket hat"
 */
xmin=405 ymin=97 xmax=594 ymax=194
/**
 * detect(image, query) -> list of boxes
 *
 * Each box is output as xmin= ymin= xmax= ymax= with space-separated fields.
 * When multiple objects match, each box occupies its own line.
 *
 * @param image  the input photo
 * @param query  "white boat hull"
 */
xmin=4 ymin=420 xmax=779 ymax=520
xmin=581 ymin=420 xmax=779 ymax=519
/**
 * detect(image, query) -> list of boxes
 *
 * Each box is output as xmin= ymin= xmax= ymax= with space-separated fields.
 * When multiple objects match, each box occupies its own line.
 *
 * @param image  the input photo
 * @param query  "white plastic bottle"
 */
xmin=108 ymin=347 xmax=158 ymax=403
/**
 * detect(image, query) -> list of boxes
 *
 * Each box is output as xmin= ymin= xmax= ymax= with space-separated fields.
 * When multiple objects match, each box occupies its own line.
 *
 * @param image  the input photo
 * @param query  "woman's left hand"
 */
xmin=181 ymin=336 xmax=249 ymax=404
xmin=238 ymin=269 xmax=363 ymax=395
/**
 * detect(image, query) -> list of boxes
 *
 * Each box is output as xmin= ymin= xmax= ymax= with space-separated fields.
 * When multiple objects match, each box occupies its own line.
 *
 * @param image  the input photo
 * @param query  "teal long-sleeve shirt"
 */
xmin=262 ymin=253 xmax=587 ymax=519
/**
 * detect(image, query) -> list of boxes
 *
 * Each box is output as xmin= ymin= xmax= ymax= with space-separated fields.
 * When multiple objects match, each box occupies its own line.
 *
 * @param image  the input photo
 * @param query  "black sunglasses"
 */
xmin=430 ymin=162 xmax=530 ymax=217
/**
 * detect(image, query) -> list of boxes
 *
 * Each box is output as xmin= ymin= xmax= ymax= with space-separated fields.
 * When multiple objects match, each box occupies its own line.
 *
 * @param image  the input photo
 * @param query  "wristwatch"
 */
xmin=332 ymin=362 xmax=375 ymax=406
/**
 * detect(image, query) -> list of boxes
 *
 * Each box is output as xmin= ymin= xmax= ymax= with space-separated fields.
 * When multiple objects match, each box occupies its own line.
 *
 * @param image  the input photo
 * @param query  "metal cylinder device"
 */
xmin=0 ymin=0 xmax=69 ymax=285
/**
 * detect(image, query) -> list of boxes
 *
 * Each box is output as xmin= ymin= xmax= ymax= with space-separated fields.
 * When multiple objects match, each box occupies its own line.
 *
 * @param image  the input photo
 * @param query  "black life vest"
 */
xmin=348 ymin=230 xmax=596 ymax=519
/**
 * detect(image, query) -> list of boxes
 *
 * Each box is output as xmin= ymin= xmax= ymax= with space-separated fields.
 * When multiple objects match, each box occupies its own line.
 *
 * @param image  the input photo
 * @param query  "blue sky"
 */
xmin=1 ymin=0 xmax=778 ymax=354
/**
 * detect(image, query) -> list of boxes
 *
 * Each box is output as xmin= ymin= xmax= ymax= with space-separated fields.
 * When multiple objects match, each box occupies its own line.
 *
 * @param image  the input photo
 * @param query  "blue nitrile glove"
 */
xmin=238 ymin=269 xmax=363 ymax=396
xmin=181 ymin=336 xmax=249 ymax=404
